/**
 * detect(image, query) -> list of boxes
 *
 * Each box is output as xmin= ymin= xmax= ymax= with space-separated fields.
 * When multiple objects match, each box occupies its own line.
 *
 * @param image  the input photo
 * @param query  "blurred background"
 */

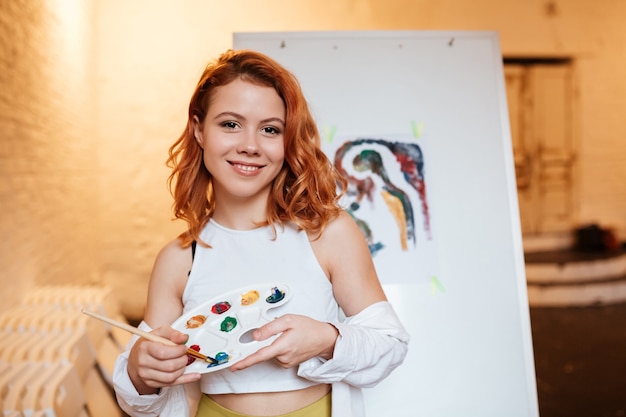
xmin=1 ymin=1 xmax=624 ymax=416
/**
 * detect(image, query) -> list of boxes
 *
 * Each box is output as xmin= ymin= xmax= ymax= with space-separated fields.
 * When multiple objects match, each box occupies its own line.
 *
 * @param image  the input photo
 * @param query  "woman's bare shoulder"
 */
xmin=313 ymin=210 xmax=386 ymax=314
xmin=309 ymin=210 xmax=372 ymax=273
xmin=144 ymin=236 xmax=193 ymax=326
xmin=320 ymin=210 xmax=364 ymax=243
xmin=155 ymin=237 xmax=191 ymax=264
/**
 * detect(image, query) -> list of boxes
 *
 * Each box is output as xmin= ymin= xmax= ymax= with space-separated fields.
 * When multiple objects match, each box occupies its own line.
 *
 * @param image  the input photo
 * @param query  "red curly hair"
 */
xmin=167 ymin=49 xmax=346 ymax=247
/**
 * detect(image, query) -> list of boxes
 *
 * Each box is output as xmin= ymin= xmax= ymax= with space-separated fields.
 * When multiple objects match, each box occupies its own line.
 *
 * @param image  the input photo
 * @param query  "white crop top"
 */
xmin=183 ymin=220 xmax=340 ymax=394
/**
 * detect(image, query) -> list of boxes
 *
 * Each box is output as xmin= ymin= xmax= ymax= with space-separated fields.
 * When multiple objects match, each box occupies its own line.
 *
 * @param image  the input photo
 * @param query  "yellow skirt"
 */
xmin=196 ymin=392 xmax=331 ymax=417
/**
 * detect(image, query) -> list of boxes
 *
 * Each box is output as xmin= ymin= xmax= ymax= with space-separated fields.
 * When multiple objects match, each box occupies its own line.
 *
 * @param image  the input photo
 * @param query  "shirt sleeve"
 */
xmin=297 ymin=301 xmax=409 ymax=388
xmin=112 ymin=321 xmax=190 ymax=417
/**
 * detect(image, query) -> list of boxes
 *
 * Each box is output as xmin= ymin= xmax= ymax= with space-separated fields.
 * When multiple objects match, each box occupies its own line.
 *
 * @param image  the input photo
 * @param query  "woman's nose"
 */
xmin=237 ymin=130 xmax=260 ymax=155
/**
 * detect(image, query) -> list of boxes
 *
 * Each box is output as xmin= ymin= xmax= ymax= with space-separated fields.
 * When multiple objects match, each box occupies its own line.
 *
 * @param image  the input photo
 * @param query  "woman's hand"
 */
xmin=127 ymin=326 xmax=201 ymax=395
xmin=230 ymin=314 xmax=339 ymax=371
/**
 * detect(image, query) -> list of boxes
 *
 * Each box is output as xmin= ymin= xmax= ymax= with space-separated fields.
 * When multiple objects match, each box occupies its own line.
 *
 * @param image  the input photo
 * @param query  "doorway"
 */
xmin=504 ymin=58 xmax=577 ymax=237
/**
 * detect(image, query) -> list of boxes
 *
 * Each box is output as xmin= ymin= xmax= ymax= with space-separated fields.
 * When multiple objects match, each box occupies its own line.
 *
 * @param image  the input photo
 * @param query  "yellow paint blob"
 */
xmin=241 ymin=290 xmax=260 ymax=306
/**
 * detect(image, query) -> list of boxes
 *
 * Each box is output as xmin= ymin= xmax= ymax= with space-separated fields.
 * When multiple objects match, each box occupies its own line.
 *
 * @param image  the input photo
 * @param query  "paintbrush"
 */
xmin=81 ymin=308 xmax=217 ymax=364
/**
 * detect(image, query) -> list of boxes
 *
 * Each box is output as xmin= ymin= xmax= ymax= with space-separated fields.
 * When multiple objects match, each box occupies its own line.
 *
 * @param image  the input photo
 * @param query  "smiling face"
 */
xmin=193 ymin=78 xmax=286 ymax=218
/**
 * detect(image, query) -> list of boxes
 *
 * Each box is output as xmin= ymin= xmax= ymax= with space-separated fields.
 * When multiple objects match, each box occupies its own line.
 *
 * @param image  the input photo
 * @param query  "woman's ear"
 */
xmin=192 ymin=116 xmax=203 ymax=148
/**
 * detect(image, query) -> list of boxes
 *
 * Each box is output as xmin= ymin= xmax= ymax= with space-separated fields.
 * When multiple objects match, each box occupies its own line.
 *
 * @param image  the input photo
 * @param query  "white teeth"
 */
xmin=234 ymin=164 xmax=258 ymax=172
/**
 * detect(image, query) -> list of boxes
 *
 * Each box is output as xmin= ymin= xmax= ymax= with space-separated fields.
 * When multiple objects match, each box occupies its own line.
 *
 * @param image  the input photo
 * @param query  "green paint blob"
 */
xmin=220 ymin=316 xmax=237 ymax=332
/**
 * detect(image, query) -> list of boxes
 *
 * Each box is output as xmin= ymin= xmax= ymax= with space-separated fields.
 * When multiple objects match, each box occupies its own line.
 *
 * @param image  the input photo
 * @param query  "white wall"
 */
xmin=0 ymin=0 xmax=99 ymax=311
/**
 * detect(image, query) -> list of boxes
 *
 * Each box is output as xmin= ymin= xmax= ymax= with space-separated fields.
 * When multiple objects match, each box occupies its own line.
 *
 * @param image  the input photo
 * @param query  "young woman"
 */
xmin=113 ymin=49 xmax=409 ymax=417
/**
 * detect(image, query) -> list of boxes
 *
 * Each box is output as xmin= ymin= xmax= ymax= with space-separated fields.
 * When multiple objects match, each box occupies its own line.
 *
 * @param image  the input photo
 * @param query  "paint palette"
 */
xmin=171 ymin=283 xmax=291 ymax=374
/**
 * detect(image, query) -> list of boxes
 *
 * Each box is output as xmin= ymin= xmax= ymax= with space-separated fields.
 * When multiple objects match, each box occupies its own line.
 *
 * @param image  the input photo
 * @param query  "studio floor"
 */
xmin=530 ymin=302 xmax=626 ymax=417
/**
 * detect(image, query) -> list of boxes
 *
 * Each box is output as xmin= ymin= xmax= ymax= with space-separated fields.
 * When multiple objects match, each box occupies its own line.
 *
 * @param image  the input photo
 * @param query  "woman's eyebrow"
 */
xmin=261 ymin=117 xmax=285 ymax=126
xmin=214 ymin=112 xmax=285 ymax=126
xmin=213 ymin=111 xmax=245 ymax=121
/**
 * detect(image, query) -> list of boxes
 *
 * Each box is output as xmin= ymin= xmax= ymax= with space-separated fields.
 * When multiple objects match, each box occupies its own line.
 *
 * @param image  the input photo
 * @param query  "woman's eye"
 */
xmin=262 ymin=126 xmax=281 ymax=135
xmin=221 ymin=121 xmax=239 ymax=129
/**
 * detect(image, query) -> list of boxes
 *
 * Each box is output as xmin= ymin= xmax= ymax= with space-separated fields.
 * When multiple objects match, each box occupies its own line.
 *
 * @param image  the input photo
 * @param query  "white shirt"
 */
xmin=113 ymin=221 xmax=410 ymax=416
xmin=114 ymin=301 xmax=409 ymax=417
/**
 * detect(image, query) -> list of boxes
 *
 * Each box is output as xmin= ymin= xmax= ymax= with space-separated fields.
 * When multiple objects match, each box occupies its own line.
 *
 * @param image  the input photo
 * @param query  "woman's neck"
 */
xmin=211 ymin=197 xmax=269 ymax=230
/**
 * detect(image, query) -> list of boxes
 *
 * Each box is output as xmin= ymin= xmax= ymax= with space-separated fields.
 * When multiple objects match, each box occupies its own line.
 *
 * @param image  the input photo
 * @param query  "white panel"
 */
xmin=235 ymin=31 xmax=538 ymax=417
